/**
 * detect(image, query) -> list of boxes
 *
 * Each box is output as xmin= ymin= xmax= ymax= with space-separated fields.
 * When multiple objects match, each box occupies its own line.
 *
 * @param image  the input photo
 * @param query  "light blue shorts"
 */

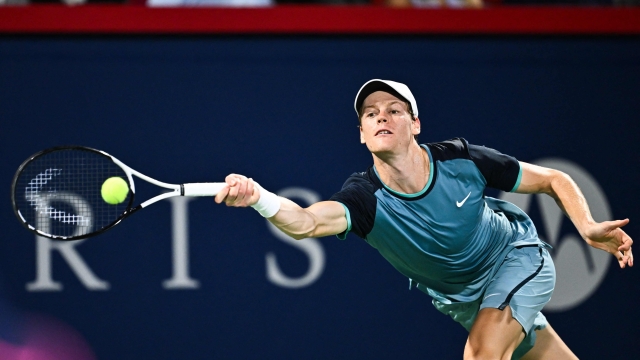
xmin=432 ymin=244 xmax=556 ymax=359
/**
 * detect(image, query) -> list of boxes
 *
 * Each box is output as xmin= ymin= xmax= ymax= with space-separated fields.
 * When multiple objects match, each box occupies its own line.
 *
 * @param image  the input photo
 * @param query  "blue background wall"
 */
xmin=0 ymin=36 xmax=638 ymax=359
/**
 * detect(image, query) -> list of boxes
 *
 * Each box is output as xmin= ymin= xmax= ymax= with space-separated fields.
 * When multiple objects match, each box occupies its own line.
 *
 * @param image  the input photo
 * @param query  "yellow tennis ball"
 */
xmin=101 ymin=177 xmax=129 ymax=205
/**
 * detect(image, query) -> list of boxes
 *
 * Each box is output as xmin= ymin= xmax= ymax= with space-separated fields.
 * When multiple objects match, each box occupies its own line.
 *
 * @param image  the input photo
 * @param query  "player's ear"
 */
xmin=412 ymin=117 xmax=421 ymax=136
xmin=359 ymin=125 xmax=366 ymax=144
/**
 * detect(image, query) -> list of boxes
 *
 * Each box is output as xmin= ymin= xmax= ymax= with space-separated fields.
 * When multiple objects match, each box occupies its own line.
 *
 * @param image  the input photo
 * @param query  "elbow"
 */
xmin=289 ymin=233 xmax=308 ymax=241
xmin=287 ymin=227 xmax=320 ymax=240
xmin=290 ymin=227 xmax=321 ymax=240
xmin=273 ymin=208 xmax=322 ymax=240
xmin=271 ymin=226 xmax=310 ymax=240
xmin=289 ymin=209 xmax=322 ymax=240
xmin=285 ymin=226 xmax=317 ymax=240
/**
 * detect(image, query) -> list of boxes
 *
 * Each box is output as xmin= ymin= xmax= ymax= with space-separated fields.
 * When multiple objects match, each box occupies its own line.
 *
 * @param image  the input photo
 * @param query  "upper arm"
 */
xmin=513 ymin=161 xmax=562 ymax=195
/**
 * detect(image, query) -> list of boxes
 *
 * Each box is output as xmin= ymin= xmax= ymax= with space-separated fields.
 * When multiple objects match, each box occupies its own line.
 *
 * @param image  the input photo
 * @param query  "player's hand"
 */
xmin=214 ymin=174 xmax=260 ymax=207
xmin=583 ymin=219 xmax=633 ymax=268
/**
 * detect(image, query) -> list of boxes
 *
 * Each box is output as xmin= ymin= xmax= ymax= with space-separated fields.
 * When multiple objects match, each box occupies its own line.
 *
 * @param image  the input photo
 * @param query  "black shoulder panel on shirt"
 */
xmin=329 ymin=170 xmax=379 ymax=239
xmin=426 ymin=137 xmax=520 ymax=192
xmin=426 ymin=137 xmax=471 ymax=162
xmin=468 ymin=143 xmax=520 ymax=192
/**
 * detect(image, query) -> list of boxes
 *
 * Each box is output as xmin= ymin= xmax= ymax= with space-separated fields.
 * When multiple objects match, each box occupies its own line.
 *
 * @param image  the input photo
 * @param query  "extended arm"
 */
xmin=515 ymin=162 xmax=633 ymax=268
xmin=214 ymin=174 xmax=348 ymax=239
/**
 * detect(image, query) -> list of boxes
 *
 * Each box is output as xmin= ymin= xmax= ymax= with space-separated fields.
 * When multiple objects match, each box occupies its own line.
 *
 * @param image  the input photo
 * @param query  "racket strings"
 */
xmin=15 ymin=148 xmax=131 ymax=239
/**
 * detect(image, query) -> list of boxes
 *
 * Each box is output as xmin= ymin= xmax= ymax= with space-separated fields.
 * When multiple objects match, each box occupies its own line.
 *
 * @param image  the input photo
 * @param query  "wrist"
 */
xmin=251 ymin=183 xmax=280 ymax=218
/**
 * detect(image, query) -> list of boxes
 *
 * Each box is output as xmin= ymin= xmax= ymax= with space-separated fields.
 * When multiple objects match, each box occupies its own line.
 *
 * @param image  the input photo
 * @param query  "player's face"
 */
xmin=359 ymin=91 xmax=420 ymax=156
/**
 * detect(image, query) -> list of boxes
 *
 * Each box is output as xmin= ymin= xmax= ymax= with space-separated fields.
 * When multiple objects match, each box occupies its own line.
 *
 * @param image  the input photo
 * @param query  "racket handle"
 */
xmin=182 ymin=182 xmax=226 ymax=196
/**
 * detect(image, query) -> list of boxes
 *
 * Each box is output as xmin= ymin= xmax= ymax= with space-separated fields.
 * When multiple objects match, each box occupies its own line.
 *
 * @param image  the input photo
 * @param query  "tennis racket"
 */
xmin=11 ymin=146 xmax=225 ymax=241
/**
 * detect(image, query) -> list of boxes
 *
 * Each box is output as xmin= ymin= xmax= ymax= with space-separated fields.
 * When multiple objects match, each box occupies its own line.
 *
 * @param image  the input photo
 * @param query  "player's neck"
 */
xmin=372 ymin=143 xmax=430 ymax=194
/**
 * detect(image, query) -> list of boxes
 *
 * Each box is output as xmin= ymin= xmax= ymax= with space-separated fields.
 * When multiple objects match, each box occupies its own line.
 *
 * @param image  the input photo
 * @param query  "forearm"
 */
xmin=546 ymin=169 xmax=633 ymax=268
xmin=517 ymin=163 xmax=632 ymax=267
xmin=545 ymin=170 xmax=595 ymax=238
xmin=517 ymin=163 xmax=596 ymax=238
xmin=215 ymin=174 xmax=347 ymax=240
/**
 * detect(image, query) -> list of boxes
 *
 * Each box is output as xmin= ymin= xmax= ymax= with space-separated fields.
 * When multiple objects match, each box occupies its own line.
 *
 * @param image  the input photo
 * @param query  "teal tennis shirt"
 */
xmin=330 ymin=138 xmax=542 ymax=303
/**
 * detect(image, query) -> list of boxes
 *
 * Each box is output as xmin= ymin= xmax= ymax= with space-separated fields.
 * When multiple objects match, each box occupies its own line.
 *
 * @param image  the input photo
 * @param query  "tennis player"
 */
xmin=214 ymin=79 xmax=633 ymax=360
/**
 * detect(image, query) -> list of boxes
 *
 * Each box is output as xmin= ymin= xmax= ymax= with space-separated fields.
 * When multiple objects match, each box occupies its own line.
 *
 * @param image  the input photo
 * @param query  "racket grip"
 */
xmin=182 ymin=183 xmax=226 ymax=196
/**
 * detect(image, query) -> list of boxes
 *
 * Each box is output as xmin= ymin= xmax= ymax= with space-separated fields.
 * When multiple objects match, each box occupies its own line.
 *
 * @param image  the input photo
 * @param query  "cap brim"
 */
xmin=355 ymin=81 xmax=411 ymax=116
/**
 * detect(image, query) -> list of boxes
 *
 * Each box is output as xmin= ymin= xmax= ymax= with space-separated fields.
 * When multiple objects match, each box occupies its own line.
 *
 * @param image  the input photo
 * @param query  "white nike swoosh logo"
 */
xmin=456 ymin=192 xmax=471 ymax=207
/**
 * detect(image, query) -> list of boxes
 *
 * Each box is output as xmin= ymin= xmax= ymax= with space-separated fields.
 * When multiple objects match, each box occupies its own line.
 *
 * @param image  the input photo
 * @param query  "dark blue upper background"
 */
xmin=0 ymin=36 xmax=638 ymax=359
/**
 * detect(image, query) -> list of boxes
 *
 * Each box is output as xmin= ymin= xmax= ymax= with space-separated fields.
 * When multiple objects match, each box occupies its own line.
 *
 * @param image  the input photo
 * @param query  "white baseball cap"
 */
xmin=354 ymin=79 xmax=418 ymax=118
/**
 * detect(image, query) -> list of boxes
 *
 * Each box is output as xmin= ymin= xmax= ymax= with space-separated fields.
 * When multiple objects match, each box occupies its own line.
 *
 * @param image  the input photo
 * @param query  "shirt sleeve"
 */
xmin=329 ymin=173 xmax=377 ymax=240
xmin=467 ymin=143 xmax=522 ymax=192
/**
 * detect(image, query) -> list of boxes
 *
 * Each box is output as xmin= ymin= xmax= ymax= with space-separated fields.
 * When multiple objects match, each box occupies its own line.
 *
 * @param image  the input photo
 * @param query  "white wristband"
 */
xmin=251 ymin=183 xmax=281 ymax=218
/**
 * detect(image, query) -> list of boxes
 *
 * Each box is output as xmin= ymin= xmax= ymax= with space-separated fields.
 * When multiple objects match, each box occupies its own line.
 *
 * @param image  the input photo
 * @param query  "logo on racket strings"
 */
xmin=26 ymin=169 xmax=91 ymax=227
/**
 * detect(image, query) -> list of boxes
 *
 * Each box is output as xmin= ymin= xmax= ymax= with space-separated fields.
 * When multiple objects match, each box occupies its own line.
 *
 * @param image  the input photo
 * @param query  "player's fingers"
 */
xmin=615 ymin=251 xmax=626 ymax=268
xmin=249 ymin=179 xmax=264 ymax=205
xmin=226 ymin=181 xmax=240 ymax=204
xmin=214 ymin=184 xmax=230 ymax=204
xmin=246 ymin=179 xmax=256 ymax=206
xmin=236 ymin=176 xmax=248 ymax=203
xmin=606 ymin=218 xmax=630 ymax=232
xmin=616 ymin=246 xmax=634 ymax=269
xmin=226 ymin=174 xmax=253 ymax=206
xmin=225 ymin=174 xmax=240 ymax=187
xmin=617 ymin=233 xmax=633 ymax=252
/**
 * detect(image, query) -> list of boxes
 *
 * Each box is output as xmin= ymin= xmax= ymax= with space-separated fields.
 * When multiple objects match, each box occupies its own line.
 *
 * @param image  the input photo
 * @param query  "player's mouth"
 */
xmin=375 ymin=130 xmax=393 ymax=136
